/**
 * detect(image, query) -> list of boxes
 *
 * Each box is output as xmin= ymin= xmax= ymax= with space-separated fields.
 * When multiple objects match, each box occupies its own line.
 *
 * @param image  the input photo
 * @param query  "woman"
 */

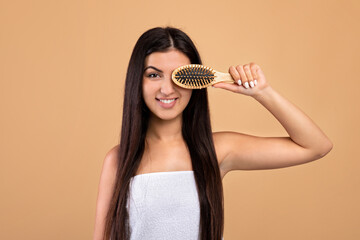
xmin=93 ymin=27 xmax=332 ymax=240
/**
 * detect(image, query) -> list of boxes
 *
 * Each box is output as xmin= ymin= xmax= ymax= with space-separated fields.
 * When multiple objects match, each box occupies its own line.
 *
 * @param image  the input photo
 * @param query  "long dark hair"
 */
xmin=104 ymin=26 xmax=224 ymax=240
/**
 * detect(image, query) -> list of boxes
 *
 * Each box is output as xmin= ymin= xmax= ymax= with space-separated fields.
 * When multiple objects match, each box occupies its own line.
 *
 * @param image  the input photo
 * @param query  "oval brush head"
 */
xmin=172 ymin=64 xmax=234 ymax=89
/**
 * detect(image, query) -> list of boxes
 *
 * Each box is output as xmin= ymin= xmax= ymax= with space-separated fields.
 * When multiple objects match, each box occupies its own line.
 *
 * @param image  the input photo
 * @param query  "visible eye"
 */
xmin=147 ymin=73 xmax=160 ymax=78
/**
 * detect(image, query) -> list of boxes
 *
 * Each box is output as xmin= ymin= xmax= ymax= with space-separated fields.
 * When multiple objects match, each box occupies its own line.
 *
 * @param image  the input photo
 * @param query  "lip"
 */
xmin=156 ymin=98 xmax=178 ymax=109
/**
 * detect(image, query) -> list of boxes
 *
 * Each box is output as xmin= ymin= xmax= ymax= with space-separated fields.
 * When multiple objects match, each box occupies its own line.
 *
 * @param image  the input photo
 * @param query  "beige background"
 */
xmin=1 ymin=0 xmax=359 ymax=239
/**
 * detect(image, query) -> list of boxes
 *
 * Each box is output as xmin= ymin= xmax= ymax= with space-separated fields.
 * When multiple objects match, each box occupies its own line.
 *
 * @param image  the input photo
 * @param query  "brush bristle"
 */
xmin=172 ymin=64 xmax=216 ymax=89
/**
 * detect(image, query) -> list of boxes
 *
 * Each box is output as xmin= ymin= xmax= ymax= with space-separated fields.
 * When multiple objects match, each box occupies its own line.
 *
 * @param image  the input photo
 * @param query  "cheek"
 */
xmin=142 ymin=81 xmax=154 ymax=100
xmin=186 ymin=89 xmax=193 ymax=98
xmin=142 ymin=90 xmax=152 ymax=110
xmin=182 ymin=90 xmax=193 ymax=104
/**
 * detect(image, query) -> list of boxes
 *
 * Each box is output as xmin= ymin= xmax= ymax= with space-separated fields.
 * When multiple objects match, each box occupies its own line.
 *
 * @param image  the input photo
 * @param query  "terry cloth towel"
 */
xmin=127 ymin=170 xmax=224 ymax=240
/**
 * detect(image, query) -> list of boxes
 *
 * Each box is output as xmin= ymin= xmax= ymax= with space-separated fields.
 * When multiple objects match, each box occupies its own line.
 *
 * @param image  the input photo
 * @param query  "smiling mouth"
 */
xmin=156 ymin=98 xmax=178 ymax=104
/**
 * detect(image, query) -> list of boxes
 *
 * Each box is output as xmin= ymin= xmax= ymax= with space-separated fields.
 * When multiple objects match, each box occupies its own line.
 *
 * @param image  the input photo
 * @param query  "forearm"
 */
xmin=253 ymin=86 xmax=332 ymax=155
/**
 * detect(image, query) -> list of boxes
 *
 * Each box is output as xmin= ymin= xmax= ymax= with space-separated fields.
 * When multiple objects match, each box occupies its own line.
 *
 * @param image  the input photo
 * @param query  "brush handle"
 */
xmin=213 ymin=71 xmax=235 ymax=84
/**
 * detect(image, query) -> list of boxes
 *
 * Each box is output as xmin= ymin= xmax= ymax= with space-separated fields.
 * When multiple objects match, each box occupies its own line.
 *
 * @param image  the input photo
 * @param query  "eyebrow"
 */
xmin=143 ymin=66 xmax=163 ymax=73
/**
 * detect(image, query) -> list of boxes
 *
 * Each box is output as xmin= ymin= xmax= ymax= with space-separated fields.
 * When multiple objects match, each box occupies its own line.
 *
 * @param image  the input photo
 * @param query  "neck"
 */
xmin=146 ymin=115 xmax=183 ymax=142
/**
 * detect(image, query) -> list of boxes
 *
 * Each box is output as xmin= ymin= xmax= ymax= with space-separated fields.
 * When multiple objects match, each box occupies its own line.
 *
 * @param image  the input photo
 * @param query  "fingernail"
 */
xmin=254 ymin=79 xmax=257 ymax=85
xmin=244 ymin=82 xmax=249 ymax=89
xmin=249 ymin=81 xmax=254 ymax=88
xmin=237 ymin=80 xmax=242 ymax=86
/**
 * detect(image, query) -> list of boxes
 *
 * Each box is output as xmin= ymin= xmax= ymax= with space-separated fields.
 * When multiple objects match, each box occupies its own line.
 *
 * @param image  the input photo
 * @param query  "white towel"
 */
xmin=127 ymin=171 xmax=224 ymax=240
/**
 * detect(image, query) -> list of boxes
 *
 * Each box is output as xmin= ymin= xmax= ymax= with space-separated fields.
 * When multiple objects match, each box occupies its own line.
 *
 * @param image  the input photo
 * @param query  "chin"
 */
xmin=151 ymin=112 xmax=181 ymax=121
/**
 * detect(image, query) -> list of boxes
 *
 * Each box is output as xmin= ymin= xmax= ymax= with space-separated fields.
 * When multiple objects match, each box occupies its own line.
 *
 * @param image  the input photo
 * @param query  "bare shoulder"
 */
xmin=93 ymin=144 xmax=120 ymax=240
xmin=212 ymin=131 xmax=250 ymax=174
xmin=98 ymin=143 xmax=120 ymax=197
xmin=99 ymin=144 xmax=120 ymax=192
xmin=103 ymin=144 xmax=120 ymax=169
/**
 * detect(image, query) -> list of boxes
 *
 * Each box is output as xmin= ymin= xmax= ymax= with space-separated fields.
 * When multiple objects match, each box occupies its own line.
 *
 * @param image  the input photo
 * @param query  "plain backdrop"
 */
xmin=1 ymin=0 xmax=359 ymax=239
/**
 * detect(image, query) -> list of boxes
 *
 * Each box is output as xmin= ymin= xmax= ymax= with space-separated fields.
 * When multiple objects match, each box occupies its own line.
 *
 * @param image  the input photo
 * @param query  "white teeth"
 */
xmin=159 ymin=99 xmax=176 ymax=104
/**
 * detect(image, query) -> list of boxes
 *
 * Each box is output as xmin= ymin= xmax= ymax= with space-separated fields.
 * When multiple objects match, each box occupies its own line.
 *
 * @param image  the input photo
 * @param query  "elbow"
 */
xmin=314 ymin=139 xmax=333 ymax=159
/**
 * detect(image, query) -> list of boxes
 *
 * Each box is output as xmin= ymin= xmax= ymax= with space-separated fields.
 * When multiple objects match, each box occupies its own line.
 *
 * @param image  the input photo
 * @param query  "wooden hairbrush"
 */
xmin=171 ymin=64 xmax=235 ymax=89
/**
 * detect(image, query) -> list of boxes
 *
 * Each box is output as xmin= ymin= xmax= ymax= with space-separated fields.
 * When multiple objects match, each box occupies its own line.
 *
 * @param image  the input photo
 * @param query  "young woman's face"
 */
xmin=142 ymin=49 xmax=192 ymax=121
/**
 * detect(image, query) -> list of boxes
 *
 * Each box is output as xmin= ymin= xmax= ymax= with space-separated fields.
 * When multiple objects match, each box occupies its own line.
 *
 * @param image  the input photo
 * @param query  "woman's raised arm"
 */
xmin=212 ymin=63 xmax=332 ymax=172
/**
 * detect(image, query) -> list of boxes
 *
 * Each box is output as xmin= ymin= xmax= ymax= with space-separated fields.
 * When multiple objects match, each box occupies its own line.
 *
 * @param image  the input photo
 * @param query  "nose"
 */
xmin=160 ymin=76 xmax=176 ymax=96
